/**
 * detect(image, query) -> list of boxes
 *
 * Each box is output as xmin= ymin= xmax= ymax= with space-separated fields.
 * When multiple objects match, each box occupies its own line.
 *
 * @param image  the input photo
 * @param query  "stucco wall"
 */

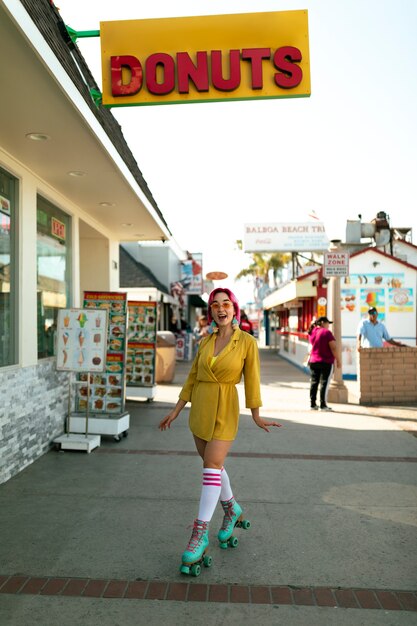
xmin=358 ymin=347 xmax=417 ymax=405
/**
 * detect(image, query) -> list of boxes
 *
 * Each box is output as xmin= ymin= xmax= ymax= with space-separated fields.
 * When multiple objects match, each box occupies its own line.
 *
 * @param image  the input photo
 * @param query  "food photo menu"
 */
xmin=56 ymin=308 xmax=108 ymax=372
xmin=126 ymin=301 xmax=157 ymax=387
xmin=76 ymin=292 xmax=128 ymax=415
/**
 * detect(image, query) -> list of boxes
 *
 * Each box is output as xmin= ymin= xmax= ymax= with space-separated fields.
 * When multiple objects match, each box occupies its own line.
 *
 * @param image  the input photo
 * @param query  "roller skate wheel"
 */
xmin=219 ymin=541 xmax=228 ymax=550
xmin=190 ymin=563 xmax=201 ymax=577
xmin=180 ymin=564 xmax=190 ymax=575
xmin=203 ymin=554 xmax=213 ymax=568
xmin=241 ymin=519 xmax=251 ymax=530
xmin=228 ymin=536 xmax=239 ymax=548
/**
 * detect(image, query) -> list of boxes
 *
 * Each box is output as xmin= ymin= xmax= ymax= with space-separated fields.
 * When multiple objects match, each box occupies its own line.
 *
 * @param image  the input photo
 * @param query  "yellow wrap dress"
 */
xmin=179 ymin=328 xmax=262 ymax=441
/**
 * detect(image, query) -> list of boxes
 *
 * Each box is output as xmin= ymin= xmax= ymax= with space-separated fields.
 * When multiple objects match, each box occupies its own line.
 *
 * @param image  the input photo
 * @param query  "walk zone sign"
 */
xmin=100 ymin=10 xmax=310 ymax=106
xmin=324 ymin=251 xmax=350 ymax=278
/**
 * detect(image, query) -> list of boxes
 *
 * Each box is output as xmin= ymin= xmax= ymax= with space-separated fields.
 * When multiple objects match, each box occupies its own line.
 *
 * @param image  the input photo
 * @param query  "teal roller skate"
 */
xmin=218 ymin=498 xmax=251 ymax=549
xmin=180 ymin=519 xmax=213 ymax=577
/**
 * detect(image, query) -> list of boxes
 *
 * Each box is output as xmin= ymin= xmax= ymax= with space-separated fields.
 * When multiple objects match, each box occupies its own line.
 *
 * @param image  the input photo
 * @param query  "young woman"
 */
xmin=308 ymin=316 xmax=341 ymax=411
xmin=159 ymin=288 xmax=281 ymax=576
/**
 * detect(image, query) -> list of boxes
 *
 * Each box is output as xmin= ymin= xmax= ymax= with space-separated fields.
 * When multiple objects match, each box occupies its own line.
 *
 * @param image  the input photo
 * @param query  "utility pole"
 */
xmin=326 ymin=240 xmax=349 ymax=403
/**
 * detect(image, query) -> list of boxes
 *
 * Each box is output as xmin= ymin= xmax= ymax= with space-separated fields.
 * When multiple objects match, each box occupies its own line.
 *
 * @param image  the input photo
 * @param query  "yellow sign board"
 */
xmin=100 ymin=10 xmax=310 ymax=107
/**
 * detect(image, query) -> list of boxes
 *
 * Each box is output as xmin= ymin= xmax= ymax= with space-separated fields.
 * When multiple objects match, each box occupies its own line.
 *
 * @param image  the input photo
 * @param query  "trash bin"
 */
xmin=156 ymin=331 xmax=177 ymax=383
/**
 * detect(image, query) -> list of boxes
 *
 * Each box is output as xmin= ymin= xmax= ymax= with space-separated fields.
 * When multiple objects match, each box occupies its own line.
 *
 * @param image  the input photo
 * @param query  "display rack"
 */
xmin=126 ymin=301 xmax=157 ymax=402
xmin=71 ymin=291 xmax=130 ymax=439
xmin=54 ymin=372 xmax=100 ymax=453
xmin=53 ymin=307 xmax=108 ymax=453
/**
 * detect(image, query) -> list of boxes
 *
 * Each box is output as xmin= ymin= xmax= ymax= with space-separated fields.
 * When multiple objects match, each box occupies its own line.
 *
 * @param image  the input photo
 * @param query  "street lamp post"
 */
xmin=326 ymin=240 xmax=349 ymax=403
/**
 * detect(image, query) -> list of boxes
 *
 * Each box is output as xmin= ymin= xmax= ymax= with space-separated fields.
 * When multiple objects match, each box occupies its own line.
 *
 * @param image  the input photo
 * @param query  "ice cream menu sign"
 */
xmin=126 ymin=301 xmax=157 ymax=387
xmin=56 ymin=308 xmax=108 ymax=372
xmin=78 ymin=292 xmax=128 ymax=414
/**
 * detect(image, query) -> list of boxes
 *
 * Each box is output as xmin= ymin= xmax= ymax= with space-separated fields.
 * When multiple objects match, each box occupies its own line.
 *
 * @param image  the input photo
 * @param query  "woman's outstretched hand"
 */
xmin=159 ymin=399 xmax=186 ymax=431
xmin=252 ymin=416 xmax=282 ymax=433
xmin=158 ymin=411 xmax=178 ymax=431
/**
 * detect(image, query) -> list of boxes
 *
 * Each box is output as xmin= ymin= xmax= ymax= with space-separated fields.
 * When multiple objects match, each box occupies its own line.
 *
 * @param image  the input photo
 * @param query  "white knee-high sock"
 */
xmin=197 ymin=468 xmax=222 ymax=522
xmin=220 ymin=466 xmax=234 ymax=501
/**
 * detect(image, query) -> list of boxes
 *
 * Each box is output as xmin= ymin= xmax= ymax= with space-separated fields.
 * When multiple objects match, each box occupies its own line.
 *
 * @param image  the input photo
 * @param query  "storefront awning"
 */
xmin=189 ymin=294 xmax=207 ymax=308
xmin=0 ymin=2 xmax=171 ymax=243
xmin=263 ymin=280 xmax=317 ymax=310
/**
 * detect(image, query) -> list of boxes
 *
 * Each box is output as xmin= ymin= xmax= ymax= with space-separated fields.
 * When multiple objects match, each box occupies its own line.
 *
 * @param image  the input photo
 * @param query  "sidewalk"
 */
xmin=1 ymin=350 xmax=416 ymax=625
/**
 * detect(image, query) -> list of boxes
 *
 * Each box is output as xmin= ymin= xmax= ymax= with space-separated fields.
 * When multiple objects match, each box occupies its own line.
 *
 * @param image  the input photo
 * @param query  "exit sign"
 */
xmin=51 ymin=217 xmax=66 ymax=241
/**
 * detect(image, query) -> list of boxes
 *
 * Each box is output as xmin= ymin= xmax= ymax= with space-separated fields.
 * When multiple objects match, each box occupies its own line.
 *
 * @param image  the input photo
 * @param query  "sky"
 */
xmin=56 ymin=0 xmax=417 ymax=304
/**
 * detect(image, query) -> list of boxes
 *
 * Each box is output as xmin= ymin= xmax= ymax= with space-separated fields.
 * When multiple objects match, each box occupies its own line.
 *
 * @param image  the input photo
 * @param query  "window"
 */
xmin=37 ymin=197 xmax=72 ymax=358
xmin=0 ymin=167 xmax=18 ymax=367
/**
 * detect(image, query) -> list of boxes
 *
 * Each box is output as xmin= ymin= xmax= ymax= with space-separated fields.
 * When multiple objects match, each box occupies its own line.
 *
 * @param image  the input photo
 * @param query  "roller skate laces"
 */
xmin=180 ymin=519 xmax=212 ymax=577
xmin=185 ymin=519 xmax=208 ymax=555
xmin=220 ymin=498 xmax=237 ymax=529
xmin=218 ymin=498 xmax=250 ymax=549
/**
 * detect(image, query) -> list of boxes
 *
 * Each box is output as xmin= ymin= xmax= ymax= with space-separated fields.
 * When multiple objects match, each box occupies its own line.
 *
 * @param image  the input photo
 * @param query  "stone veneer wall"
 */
xmin=358 ymin=347 xmax=417 ymax=405
xmin=0 ymin=360 xmax=69 ymax=484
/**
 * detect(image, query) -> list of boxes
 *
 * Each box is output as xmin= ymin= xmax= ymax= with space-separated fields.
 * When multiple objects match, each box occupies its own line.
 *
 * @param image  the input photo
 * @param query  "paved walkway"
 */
xmin=1 ymin=350 xmax=416 ymax=625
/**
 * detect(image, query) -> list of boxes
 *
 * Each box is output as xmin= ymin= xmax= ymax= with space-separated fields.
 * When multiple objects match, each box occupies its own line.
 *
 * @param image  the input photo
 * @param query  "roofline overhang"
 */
xmin=2 ymin=0 xmax=171 ymax=241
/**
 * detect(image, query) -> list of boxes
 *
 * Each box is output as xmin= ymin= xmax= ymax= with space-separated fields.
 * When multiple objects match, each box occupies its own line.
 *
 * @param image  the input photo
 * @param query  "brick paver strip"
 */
xmin=103 ymin=580 xmax=128 ymax=598
xmin=314 ymin=587 xmax=337 ymax=607
xmin=230 ymin=585 xmax=250 ymax=603
xmin=146 ymin=581 xmax=168 ymax=600
xmin=354 ymin=589 xmax=381 ymax=609
xmin=208 ymin=584 xmax=229 ymax=603
xmin=0 ymin=576 xmax=29 ymax=594
xmin=397 ymin=592 xmax=417 ymax=611
xmin=0 ymin=576 xmax=9 ymax=590
xmin=293 ymin=588 xmax=315 ymax=606
xmin=1 ymin=574 xmax=416 ymax=611
xmin=376 ymin=591 xmax=402 ymax=610
xmin=335 ymin=588 xmax=359 ymax=608
xmin=96 ymin=449 xmax=417 ymax=463
xmin=61 ymin=579 xmax=88 ymax=596
xmin=40 ymin=578 xmax=69 ymax=595
xmin=187 ymin=583 xmax=208 ymax=602
xmin=250 ymin=586 xmax=271 ymax=604
xmin=125 ymin=581 xmax=148 ymax=599
xmin=19 ymin=577 xmax=48 ymax=594
xmin=271 ymin=586 xmax=293 ymax=604
xmin=83 ymin=579 xmax=109 ymax=598
xmin=166 ymin=582 xmax=188 ymax=601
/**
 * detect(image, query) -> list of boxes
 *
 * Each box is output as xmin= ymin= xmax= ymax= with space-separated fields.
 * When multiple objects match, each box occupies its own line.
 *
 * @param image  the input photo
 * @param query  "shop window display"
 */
xmin=37 ymin=196 xmax=72 ymax=359
xmin=0 ymin=167 xmax=18 ymax=367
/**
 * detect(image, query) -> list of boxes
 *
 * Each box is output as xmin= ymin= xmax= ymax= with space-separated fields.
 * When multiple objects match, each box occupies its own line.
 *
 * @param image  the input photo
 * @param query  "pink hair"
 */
xmin=207 ymin=288 xmax=240 ymax=324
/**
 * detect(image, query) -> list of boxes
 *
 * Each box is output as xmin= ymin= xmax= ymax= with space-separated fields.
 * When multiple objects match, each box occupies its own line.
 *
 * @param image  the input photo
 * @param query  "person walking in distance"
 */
xmin=308 ymin=316 xmax=341 ymax=411
xmin=159 ymin=288 xmax=281 ymax=576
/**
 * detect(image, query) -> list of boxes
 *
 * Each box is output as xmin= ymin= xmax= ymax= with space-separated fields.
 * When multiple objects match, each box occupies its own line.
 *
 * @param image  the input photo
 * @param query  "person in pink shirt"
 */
xmin=307 ymin=316 xmax=341 ymax=411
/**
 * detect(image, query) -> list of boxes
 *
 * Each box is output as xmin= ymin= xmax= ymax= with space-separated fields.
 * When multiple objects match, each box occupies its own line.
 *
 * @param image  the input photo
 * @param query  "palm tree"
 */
xmin=235 ymin=242 xmax=290 ymax=289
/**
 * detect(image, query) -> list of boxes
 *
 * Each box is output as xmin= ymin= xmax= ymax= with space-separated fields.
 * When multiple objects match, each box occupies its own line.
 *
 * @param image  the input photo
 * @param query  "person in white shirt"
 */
xmin=357 ymin=307 xmax=406 ymax=350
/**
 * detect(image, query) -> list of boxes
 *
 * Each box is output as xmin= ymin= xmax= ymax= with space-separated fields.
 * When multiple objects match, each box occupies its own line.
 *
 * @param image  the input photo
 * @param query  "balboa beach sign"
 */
xmin=100 ymin=10 xmax=310 ymax=106
xmin=244 ymin=222 xmax=330 ymax=252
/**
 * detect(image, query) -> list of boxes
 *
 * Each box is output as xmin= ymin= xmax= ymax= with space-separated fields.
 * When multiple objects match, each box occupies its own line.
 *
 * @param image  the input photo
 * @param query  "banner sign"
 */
xmin=180 ymin=253 xmax=203 ymax=294
xmin=244 ymin=222 xmax=329 ymax=252
xmin=100 ymin=10 xmax=310 ymax=107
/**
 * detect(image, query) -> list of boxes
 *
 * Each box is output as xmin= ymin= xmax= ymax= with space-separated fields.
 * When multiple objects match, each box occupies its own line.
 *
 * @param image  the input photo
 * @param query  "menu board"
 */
xmin=126 ymin=301 xmax=157 ymax=387
xmin=56 ymin=308 xmax=108 ymax=372
xmin=76 ymin=292 xmax=128 ymax=415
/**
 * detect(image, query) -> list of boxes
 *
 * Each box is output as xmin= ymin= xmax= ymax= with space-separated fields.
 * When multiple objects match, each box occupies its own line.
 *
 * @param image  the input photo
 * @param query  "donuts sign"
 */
xmin=100 ymin=10 xmax=310 ymax=107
